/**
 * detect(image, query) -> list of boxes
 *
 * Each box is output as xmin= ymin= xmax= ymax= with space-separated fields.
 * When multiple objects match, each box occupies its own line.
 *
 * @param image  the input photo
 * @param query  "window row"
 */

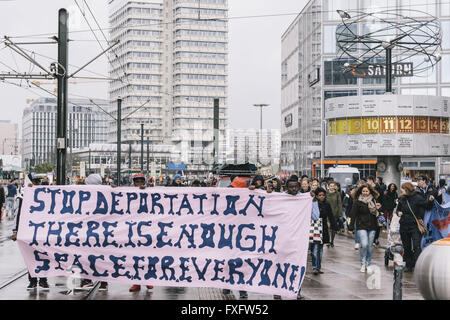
xmin=175 ymin=7 xmax=227 ymax=16
xmin=175 ymin=29 xmax=227 ymax=37
xmin=174 ymin=51 xmax=226 ymax=59
xmin=174 ymin=73 xmax=226 ymax=81
xmin=175 ymin=62 xmax=226 ymax=70
xmin=175 ymin=40 xmax=226 ymax=48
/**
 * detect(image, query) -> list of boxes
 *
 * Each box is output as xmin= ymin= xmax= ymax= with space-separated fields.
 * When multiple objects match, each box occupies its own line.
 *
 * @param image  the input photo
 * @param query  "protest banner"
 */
xmin=17 ymin=186 xmax=312 ymax=298
xmin=421 ymin=199 xmax=450 ymax=250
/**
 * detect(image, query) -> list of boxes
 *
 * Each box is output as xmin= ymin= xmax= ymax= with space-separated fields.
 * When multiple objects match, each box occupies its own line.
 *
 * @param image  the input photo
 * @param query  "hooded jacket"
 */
xmin=326 ymin=190 xmax=342 ymax=220
xmin=251 ymin=175 xmax=265 ymax=190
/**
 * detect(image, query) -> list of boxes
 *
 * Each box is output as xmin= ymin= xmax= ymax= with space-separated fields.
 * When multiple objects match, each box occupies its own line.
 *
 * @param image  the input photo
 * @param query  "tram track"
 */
xmin=0 ymin=269 xmax=28 ymax=290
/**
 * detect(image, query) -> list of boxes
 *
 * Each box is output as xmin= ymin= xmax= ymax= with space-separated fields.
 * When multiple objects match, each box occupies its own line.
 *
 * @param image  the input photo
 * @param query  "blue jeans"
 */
xmin=310 ymin=243 xmax=324 ymax=271
xmin=356 ymin=230 xmax=376 ymax=266
xmin=354 ymin=222 xmax=360 ymax=244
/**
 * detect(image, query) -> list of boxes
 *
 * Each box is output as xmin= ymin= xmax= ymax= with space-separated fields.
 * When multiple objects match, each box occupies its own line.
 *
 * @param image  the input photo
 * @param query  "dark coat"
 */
xmin=397 ymin=192 xmax=428 ymax=232
xmin=0 ymin=186 xmax=5 ymax=205
xmin=348 ymin=200 xmax=379 ymax=231
xmin=415 ymin=185 xmax=442 ymax=210
xmin=317 ymin=201 xmax=338 ymax=244
xmin=382 ymin=190 xmax=398 ymax=211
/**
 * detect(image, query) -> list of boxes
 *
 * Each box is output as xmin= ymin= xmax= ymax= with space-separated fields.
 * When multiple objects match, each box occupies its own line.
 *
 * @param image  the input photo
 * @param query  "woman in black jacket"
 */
xmin=382 ymin=183 xmax=398 ymax=223
xmin=396 ymin=182 xmax=427 ymax=272
xmin=348 ymin=184 xmax=381 ymax=273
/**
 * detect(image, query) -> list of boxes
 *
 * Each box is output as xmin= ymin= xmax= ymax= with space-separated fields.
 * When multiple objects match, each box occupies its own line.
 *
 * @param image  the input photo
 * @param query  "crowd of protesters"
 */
xmin=3 ymin=169 xmax=449 ymax=299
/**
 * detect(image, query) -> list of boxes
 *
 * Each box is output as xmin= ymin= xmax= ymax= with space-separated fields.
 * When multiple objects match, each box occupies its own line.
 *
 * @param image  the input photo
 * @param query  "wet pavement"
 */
xmin=0 ymin=218 xmax=423 ymax=300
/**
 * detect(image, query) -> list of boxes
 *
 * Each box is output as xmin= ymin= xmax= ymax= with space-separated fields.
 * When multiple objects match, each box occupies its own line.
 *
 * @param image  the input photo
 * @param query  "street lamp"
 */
xmin=253 ymin=104 xmax=270 ymax=165
xmin=337 ymin=10 xmax=351 ymax=19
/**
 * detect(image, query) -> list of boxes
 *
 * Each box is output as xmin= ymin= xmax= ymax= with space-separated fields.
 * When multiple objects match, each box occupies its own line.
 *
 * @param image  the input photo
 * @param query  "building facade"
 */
xmin=0 ymin=120 xmax=20 ymax=155
xmin=281 ymin=0 xmax=450 ymax=177
xmin=226 ymin=129 xmax=281 ymax=167
xmin=22 ymin=98 xmax=110 ymax=169
xmin=108 ymin=0 xmax=228 ymax=173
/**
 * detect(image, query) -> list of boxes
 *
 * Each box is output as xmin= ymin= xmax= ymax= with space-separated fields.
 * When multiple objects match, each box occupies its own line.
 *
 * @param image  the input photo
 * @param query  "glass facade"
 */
xmin=281 ymin=0 xmax=450 ymax=175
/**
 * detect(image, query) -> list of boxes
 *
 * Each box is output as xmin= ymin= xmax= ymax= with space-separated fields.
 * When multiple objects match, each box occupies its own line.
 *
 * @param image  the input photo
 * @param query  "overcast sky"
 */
xmin=0 ymin=0 xmax=307 ymax=134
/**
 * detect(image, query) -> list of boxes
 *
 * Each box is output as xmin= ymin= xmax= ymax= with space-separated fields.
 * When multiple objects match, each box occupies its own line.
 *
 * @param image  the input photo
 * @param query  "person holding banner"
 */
xmin=11 ymin=173 xmax=50 ymax=290
xmin=348 ymin=184 xmax=381 ymax=273
xmin=128 ymin=173 xmax=154 ymax=293
xmin=78 ymin=174 xmax=109 ymax=291
xmin=222 ymin=177 xmax=249 ymax=299
xmin=416 ymin=176 xmax=442 ymax=210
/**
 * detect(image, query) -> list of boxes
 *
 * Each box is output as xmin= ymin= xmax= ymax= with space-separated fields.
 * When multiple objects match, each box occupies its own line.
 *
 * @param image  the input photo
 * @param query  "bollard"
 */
xmin=392 ymin=245 xmax=404 ymax=300
xmin=414 ymin=238 xmax=450 ymax=300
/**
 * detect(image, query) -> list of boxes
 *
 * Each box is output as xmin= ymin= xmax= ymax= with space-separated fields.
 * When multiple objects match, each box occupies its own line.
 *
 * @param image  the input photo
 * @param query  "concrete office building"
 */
xmin=0 ymin=120 xmax=20 ymax=155
xmin=108 ymin=0 xmax=228 ymax=174
xmin=226 ymin=129 xmax=281 ymax=167
xmin=281 ymin=0 xmax=450 ymax=178
xmin=22 ymin=97 xmax=110 ymax=169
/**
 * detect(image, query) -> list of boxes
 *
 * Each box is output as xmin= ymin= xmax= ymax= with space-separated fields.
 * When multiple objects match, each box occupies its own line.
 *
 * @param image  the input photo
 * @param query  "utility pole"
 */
xmin=141 ymin=123 xmax=144 ymax=173
xmin=213 ymin=98 xmax=219 ymax=168
xmin=129 ymin=142 xmax=132 ymax=170
xmin=117 ymin=98 xmax=122 ymax=186
xmin=56 ymin=8 xmax=68 ymax=185
xmin=147 ymin=137 xmax=150 ymax=176
xmin=253 ymin=104 xmax=269 ymax=165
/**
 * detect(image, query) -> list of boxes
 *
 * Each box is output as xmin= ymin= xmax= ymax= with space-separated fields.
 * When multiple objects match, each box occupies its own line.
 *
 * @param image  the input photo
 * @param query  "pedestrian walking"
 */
xmin=311 ymin=187 xmax=338 ymax=275
xmin=0 ymin=183 xmax=5 ymax=221
xmin=326 ymin=181 xmax=342 ymax=247
xmin=396 ymin=182 xmax=428 ymax=273
xmin=5 ymin=179 xmax=17 ymax=219
xmin=171 ymin=174 xmax=183 ymax=187
xmin=382 ymin=183 xmax=398 ymax=223
xmin=348 ymin=184 xmax=382 ymax=272
xmin=311 ymin=179 xmax=319 ymax=192
xmin=300 ymin=178 xmax=311 ymax=194
xmin=249 ymin=175 xmax=265 ymax=190
xmin=416 ymin=175 xmax=442 ymax=209
xmin=11 ymin=173 xmax=49 ymax=290
xmin=271 ymin=178 xmax=283 ymax=192
xmin=365 ymin=176 xmax=383 ymax=247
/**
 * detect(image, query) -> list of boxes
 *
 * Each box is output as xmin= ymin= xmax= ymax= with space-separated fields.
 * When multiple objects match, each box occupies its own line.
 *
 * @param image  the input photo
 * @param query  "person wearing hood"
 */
xmin=172 ymin=174 xmax=183 ymax=187
xmin=326 ymin=181 xmax=342 ymax=248
xmin=249 ymin=175 xmax=265 ymax=190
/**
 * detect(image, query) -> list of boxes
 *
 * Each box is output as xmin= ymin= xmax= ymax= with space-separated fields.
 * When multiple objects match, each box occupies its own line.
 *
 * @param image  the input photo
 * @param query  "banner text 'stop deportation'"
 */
xmin=24 ymin=186 xmax=297 ymax=218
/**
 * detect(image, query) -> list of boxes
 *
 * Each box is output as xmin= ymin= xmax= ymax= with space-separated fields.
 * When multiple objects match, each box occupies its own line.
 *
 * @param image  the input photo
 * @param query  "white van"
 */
xmin=327 ymin=165 xmax=360 ymax=190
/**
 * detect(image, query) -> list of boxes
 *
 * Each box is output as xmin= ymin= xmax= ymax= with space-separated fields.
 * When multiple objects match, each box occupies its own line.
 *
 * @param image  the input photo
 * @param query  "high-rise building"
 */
xmin=22 ymin=98 xmax=110 ymax=168
xmin=108 ymin=0 xmax=228 ymax=174
xmin=0 ymin=120 xmax=20 ymax=155
xmin=226 ymin=129 xmax=281 ymax=167
xmin=281 ymin=0 xmax=450 ymax=177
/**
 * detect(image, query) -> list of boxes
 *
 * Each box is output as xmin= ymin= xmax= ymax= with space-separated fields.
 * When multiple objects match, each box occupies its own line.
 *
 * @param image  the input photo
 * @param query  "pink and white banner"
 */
xmin=17 ymin=186 xmax=312 ymax=298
